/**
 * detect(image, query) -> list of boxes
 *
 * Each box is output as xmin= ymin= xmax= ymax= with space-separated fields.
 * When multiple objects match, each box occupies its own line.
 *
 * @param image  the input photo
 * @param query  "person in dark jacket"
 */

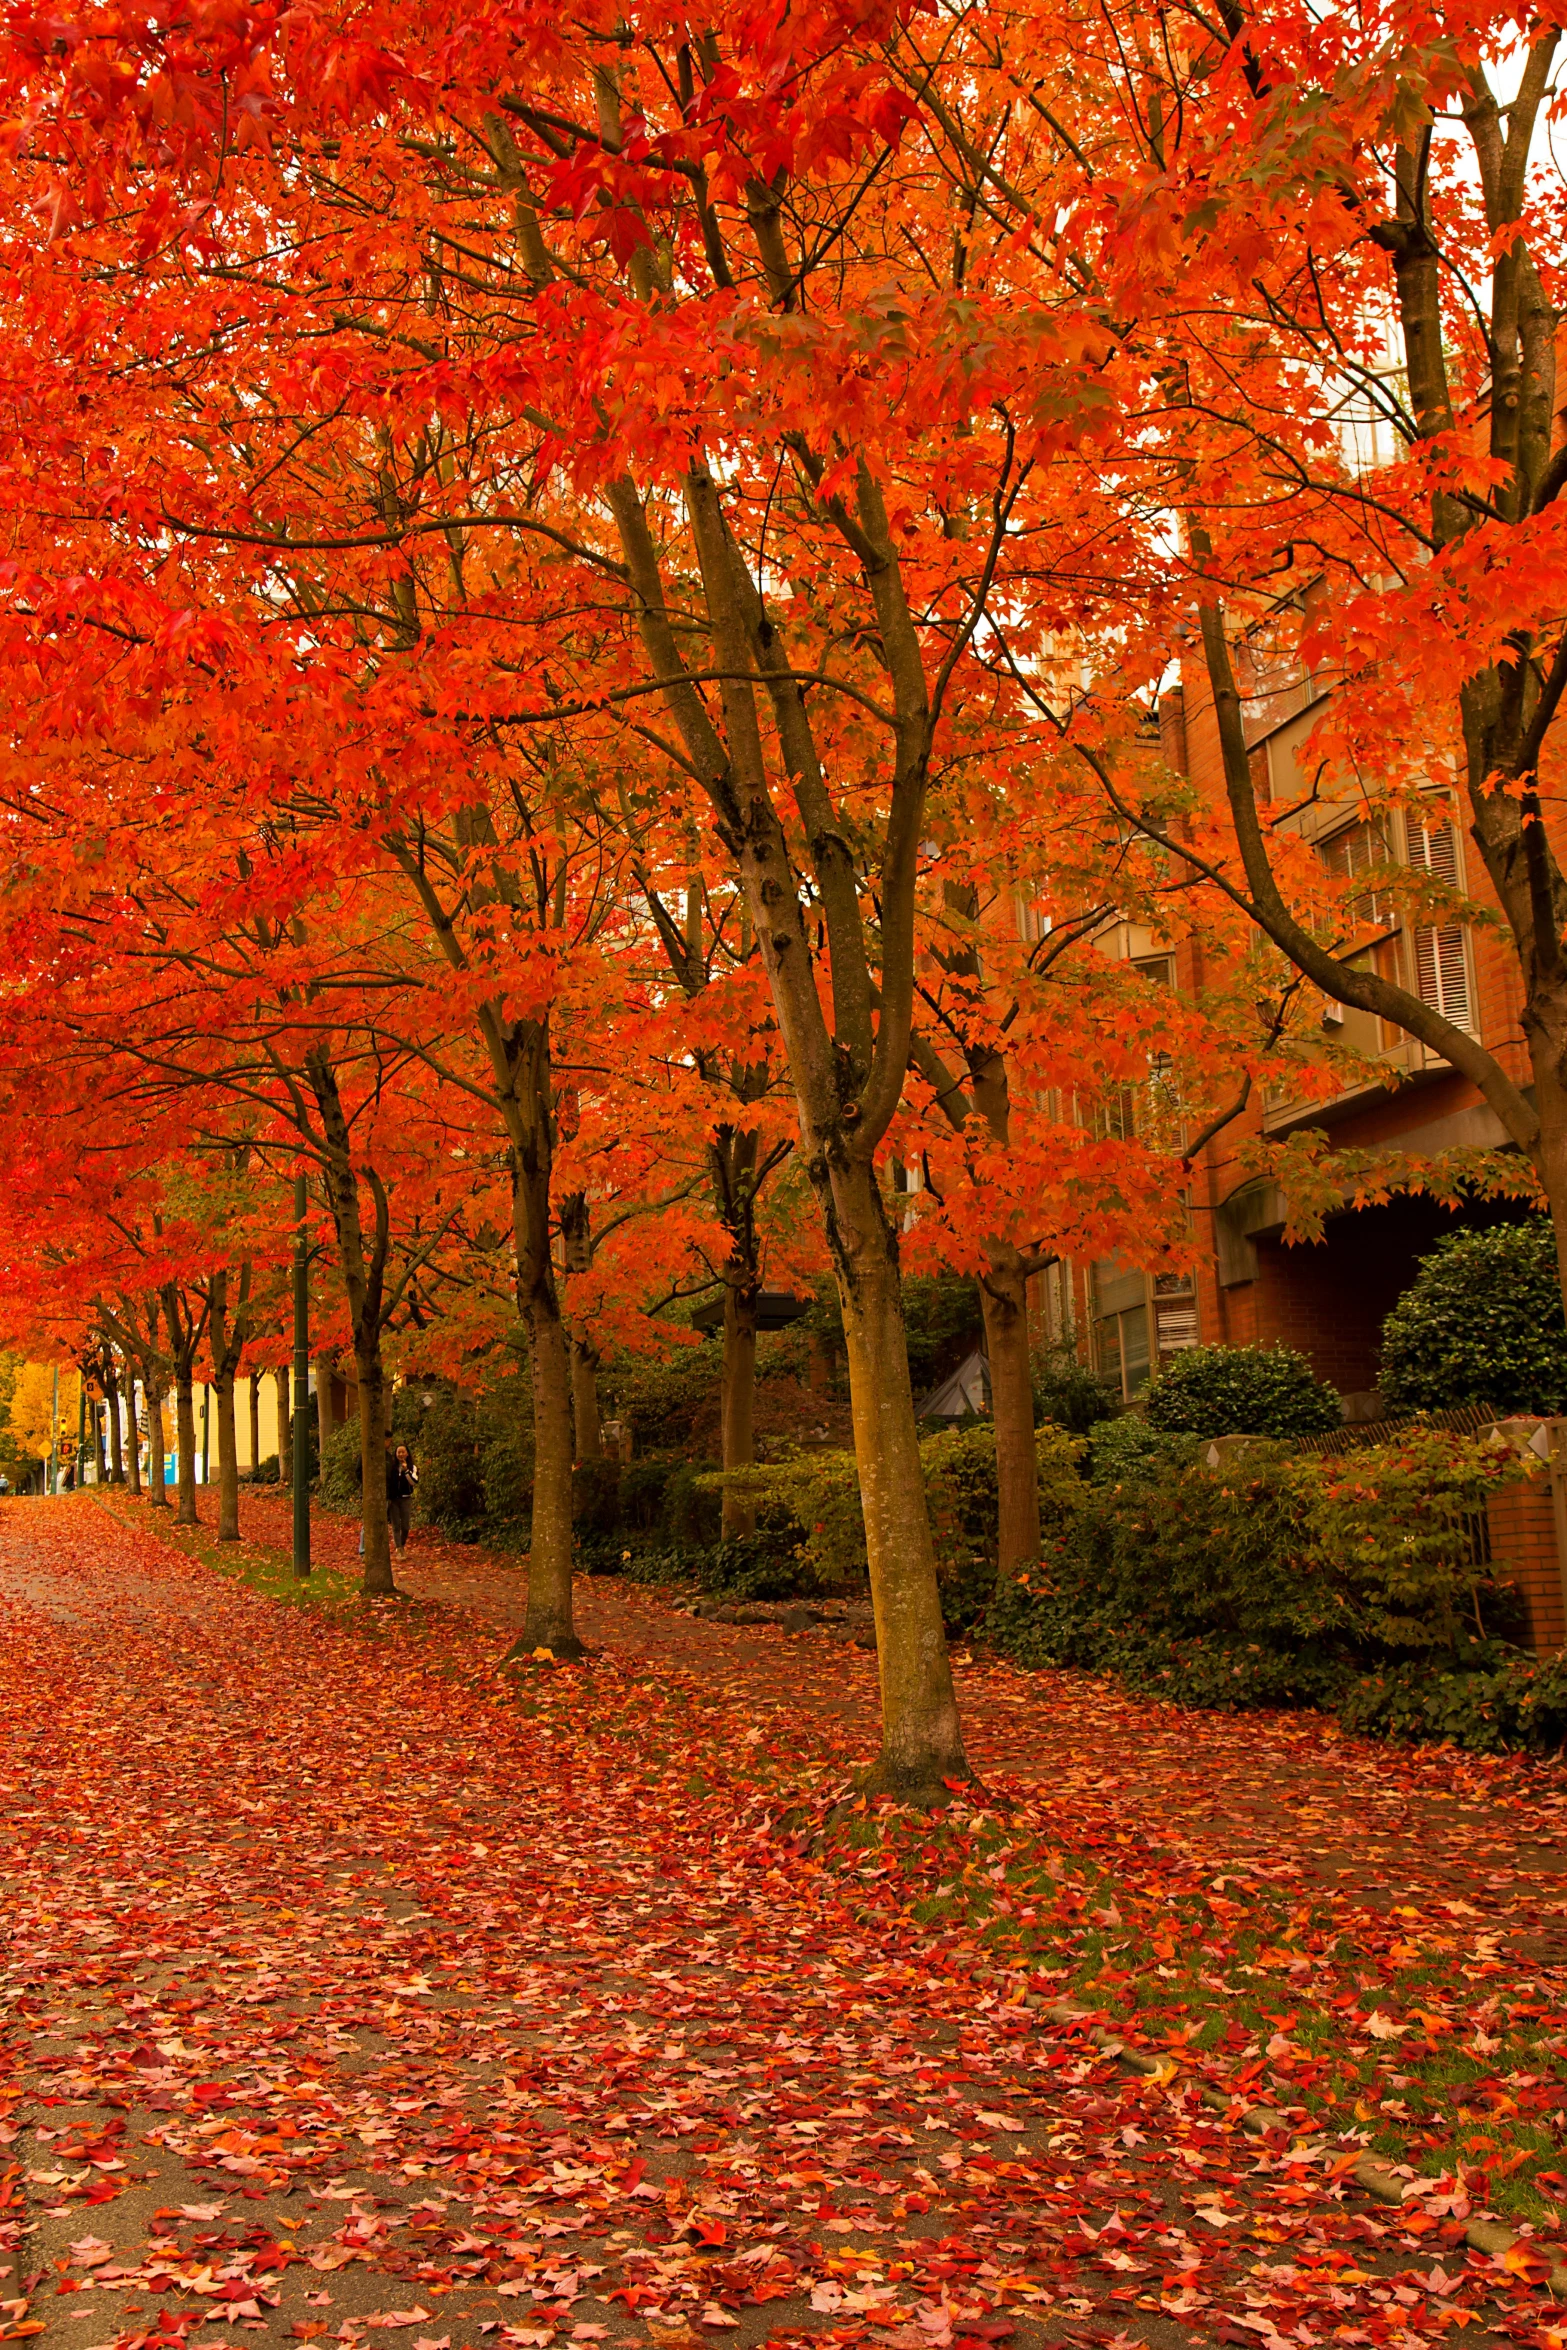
xmin=387 ymin=1441 xmax=417 ymax=1552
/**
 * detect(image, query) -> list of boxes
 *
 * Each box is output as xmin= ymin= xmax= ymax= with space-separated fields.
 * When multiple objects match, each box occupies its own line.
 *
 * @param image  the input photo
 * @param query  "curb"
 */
xmin=1037 ymin=1998 xmax=1567 ymax=2298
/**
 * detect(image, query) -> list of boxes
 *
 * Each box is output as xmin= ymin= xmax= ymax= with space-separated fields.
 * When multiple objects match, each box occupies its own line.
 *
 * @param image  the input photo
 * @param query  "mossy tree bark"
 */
xmin=314 ymin=1358 xmax=334 ymax=1468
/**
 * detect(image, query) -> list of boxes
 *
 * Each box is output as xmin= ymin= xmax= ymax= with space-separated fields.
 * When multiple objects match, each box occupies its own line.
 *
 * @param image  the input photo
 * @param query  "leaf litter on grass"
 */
xmin=202 ymin=1490 xmax=1567 ymax=2229
xmin=10 ymin=1496 xmax=1561 ymax=2350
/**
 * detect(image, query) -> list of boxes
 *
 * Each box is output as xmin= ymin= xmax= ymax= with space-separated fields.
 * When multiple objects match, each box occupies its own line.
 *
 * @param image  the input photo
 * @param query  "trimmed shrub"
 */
xmin=700 ymin=1425 xmax=1084 ymax=1624
xmin=986 ymin=1424 xmax=1545 ymax=1738
xmin=921 ymin=1421 xmax=1084 ymax=1624
xmin=709 ymin=1449 xmax=864 ymax=1589
xmin=1380 ymin=1219 xmax=1567 ymax=1413
xmin=1143 ymin=1342 xmax=1341 ymax=1439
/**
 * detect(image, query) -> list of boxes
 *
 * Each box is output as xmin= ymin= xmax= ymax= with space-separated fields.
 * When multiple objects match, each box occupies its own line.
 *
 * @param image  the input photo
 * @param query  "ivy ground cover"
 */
xmin=1 ymin=1500 xmax=1565 ymax=2350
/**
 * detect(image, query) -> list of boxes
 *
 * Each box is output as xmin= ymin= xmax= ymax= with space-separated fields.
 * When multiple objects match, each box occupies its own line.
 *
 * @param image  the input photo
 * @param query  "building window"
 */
xmin=1093 ymin=1261 xmax=1198 ymax=1400
xmin=1152 ymin=1270 xmax=1199 ymax=1356
xmin=1320 ymin=820 xmax=1392 ymax=928
xmin=1404 ymin=803 xmax=1474 ymax=1033
xmin=1015 ymin=892 xmax=1050 ymax=944
xmin=1093 ymin=1086 xmax=1140 ymax=1144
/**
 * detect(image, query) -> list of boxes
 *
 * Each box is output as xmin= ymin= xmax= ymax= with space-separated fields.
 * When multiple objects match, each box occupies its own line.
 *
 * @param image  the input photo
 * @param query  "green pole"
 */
xmin=293 ymin=1171 xmax=311 ymax=1577
xmin=76 ymin=1376 xmax=85 ymax=1487
xmin=47 ymin=1363 xmax=58 ymax=1496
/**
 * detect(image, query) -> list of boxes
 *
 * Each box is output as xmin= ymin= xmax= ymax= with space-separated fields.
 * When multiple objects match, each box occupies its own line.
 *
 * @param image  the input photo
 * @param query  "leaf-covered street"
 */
xmin=3 ymin=1503 xmax=1565 ymax=2350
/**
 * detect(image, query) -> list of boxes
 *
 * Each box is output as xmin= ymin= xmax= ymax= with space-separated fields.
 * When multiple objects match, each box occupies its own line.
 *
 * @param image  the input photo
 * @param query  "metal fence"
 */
xmin=1298 ymin=1401 xmax=1505 ymax=1459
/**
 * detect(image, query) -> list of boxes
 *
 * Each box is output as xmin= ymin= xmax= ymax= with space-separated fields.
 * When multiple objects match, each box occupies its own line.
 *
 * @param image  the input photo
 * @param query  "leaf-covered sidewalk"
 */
xmin=2 ymin=1500 xmax=1565 ymax=2350
xmin=240 ymin=1493 xmax=1567 ymax=1950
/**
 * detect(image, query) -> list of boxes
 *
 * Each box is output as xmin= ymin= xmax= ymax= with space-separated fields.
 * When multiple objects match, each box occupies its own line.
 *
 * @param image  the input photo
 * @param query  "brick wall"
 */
xmin=1487 ymin=1469 xmax=1567 ymax=1654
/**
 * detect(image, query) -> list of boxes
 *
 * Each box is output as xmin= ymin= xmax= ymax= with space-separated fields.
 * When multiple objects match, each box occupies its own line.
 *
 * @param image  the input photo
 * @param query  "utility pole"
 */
xmin=293 ymin=1171 xmax=311 ymax=1577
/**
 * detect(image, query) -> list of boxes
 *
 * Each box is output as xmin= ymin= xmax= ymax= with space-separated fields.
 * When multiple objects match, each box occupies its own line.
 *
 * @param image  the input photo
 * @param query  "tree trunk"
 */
xmin=721 ymin=1278 xmax=759 ymax=1539
xmin=493 ymin=1025 xmax=582 ymax=1661
xmin=214 ymin=1368 xmax=241 ymax=1542
xmin=315 ymin=1359 xmax=334 ymax=1462
xmin=174 ymin=1373 xmax=199 ymax=1524
xmin=978 ymin=1251 xmax=1040 ymax=1577
xmin=610 ymin=462 xmax=969 ymax=1799
xmin=248 ymin=1377 xmax=261 ymax=1481
xmin=125 ymin=1380 xmax=142 ymax=1495
xmin=830 ymin=1162 xmax=967 ymax=1796
xmin=1526 ymin=1046 xmax=1567 ymax=1322
xmin=303 ymin=1054 xmax=400 ymax=1601
xmin=277 ymin=1369 xmax=293 ymax=1490
xmin=105 ymin=1370 xmax=125 ymax=1486
xmin=524 ymin=1292 xmax=580 ymax=1654
xmin=570 ymin=1339 xmax=602 ymax=1462
xmin=145 ymin=1380 xmax=168 ymax=1507
xmin=357 ymin=1348 xmax=396 ymax=1597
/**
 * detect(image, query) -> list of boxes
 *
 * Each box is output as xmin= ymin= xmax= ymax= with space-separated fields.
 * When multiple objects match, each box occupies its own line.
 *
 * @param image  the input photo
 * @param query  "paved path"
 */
xmin=0 ymin=1499 xmax=1561 ymax=2350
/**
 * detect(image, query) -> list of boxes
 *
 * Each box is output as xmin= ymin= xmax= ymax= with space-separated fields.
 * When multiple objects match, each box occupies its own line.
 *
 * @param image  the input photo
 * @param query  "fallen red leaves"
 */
xmin=1 ymin=1497 xmax=1564 ymax=2350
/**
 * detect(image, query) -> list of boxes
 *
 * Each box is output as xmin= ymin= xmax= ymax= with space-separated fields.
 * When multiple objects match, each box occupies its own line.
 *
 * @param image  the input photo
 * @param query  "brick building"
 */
xmin=1038 ymin=641 xmax=1536 ymax=1416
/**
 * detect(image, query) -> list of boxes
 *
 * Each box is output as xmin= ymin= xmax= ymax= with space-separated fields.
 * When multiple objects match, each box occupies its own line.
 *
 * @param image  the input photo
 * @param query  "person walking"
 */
xmin=388 ymin=1441 xmax=417 ymax=1553
xmin=358 ymin=1440 xmax=418 ymax=1555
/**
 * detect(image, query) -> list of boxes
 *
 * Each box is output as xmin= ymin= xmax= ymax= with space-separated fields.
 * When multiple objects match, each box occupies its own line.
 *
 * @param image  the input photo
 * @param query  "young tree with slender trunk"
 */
xmin=277 ymin=1368 xmax=293 ymax=1491
xmin=161 ymin=1279 xmax=210 ymax=1526
xmin=627 ymin=877 xmax=795 ymax=1540
xmin=206 ymin=1262 xmax=253 ymax=1543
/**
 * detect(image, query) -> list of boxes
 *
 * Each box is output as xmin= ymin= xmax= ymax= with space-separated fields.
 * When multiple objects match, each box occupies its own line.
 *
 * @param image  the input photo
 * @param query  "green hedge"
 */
xmin=697 ymin=1424 xmax=1084 ymax=1625
xmin=1142 ymin=1341 xmax=1341 ymax=1439
xmin=318 ymin=1419 xmax=362 ymax=1508
xmin=1380 ymin=1219 xmax=1567 ymax=1413
xmin=1338 ymin=1650 xmax=1567 ymax=1753
xmin=986 ymin=1422 xmax=1557 ymax=1749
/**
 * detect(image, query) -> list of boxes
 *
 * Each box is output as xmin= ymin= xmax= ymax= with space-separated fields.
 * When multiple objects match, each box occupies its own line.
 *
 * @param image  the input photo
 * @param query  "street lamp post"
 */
xmin=292 ymin=1171 xmax=311 ymax=1577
